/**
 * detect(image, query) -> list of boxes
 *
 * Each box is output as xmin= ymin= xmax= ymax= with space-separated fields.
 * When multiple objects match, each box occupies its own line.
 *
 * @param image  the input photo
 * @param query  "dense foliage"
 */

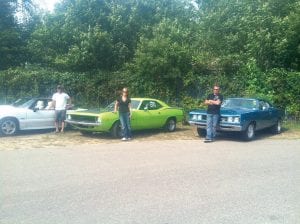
xmin=0 ymin=0 xmax=299 ymax=117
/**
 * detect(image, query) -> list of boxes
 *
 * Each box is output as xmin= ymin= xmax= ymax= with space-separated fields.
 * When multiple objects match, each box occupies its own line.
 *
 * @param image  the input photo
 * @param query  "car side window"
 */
xmin=34 ymin=100 xmax=47 ymax=110
xmin=140 ymin=101 xmax=150 ymax=110
xmin=148 ymin=101 xmax=157 ymax=110
xmin=139 ymin=101 xmax=162 ymax=110
xmin=259 ymin=101 xmax=269 ymax=111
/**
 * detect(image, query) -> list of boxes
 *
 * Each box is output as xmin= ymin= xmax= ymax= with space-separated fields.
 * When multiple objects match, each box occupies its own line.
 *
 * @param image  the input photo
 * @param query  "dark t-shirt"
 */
xmin=206 ymin=94 xmax=223 ymax=114
xmin=117 ymin=97 xmax=131 ymax=113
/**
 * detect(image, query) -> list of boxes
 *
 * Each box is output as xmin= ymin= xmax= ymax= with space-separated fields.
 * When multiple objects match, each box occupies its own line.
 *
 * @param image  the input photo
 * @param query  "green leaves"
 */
xmin=0 ymin=0 xmax=299 ymax=116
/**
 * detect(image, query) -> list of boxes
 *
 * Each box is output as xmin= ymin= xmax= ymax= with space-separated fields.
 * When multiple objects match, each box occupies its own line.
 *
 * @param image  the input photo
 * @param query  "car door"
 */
xmin=25 ymin=99 xmax=55 ymax=129
xmin=266 ymin=103 xmax=279 ymax=127
xmin=256 ymin=100 xmax=273 ymax=129
xmin=132 ymin=100 xmax=163 ymax=130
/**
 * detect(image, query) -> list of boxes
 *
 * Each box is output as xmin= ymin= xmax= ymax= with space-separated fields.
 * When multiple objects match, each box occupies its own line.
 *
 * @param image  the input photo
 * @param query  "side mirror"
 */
xmin=33 ymin=107 xmax=39 ymax=112
xmin=144 ymin=106 xmax=148 ymax=111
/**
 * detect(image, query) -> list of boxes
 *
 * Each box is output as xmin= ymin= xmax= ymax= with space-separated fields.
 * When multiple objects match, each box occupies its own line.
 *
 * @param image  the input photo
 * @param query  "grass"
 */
xmin=283 ymin=120 xmax=300 ymax=131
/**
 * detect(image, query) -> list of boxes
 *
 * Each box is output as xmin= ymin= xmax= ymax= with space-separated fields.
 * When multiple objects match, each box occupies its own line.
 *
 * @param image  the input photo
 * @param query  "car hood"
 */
xmin=0 ymin=105 xmax=22 ymax=115
xmin=190 ymin=108 xmax=254 ymax=116
xmin=68 ymin=108 xmax=111 ymax=116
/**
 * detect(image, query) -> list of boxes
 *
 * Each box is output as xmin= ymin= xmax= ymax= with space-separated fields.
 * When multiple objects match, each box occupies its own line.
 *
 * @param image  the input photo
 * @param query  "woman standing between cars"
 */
xmin=114 ymin=87 xmax=132 ymax=141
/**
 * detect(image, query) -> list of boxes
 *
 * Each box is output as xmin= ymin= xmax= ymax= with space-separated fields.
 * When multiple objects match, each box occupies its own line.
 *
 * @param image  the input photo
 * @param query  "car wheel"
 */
xmin=0 ymin=118 xmax=18 ymax=136
xmin=165 ymin=118 xmax=176 ymax=132
xmin=197 ymin=128 xmax=206 ymax=137
xmin=270 ymin=120 xmax=282 ymax=134
xmin=242 ymin=123 xmax=255 ymax=141
xmin=111 ymin=121 xmax=122 ymax=138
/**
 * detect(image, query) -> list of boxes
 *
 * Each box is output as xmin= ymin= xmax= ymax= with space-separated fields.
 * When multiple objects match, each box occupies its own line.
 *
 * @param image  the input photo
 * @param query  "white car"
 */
xmin=0 ymin=98 xmax=59 ymax=136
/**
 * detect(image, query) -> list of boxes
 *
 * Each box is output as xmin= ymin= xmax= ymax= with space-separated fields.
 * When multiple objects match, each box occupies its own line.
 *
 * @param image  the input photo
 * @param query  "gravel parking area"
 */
xmin=0 ymin=125 xmax=299 ymax=150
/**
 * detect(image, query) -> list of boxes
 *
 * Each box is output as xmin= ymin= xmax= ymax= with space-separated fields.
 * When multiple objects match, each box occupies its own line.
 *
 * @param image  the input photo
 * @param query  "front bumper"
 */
xmin=189 ymin=121 xmax=242 ymax=132
xmin=65 ymin=119 xmax=101 ymax=127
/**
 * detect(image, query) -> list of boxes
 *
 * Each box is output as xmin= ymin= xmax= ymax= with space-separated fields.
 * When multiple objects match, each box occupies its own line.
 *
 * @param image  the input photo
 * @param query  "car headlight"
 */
xmin=198 ymin=115 xmax=202 ymax=120
xmin=227 ymin=116 xmax=240 ymax=123
xmin=192 ymin=114 xmax=197 ymax=120
xmin=233 ymin=117 xmax=240 ymax=123
xmin=97 ymin=117 xmax=102 ymax=123
xmin=67 ymin=114 xmax=71 ymax=120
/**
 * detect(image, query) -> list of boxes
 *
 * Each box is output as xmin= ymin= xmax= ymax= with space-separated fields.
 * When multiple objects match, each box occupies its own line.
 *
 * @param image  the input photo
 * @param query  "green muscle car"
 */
xmin=66 ymin=98 xmax=184 ymax=138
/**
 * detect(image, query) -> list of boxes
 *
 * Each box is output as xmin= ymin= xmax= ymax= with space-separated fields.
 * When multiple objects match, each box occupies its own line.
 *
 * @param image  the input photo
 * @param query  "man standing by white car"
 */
xmin=52 ymin=85 xmax=71 ymax=133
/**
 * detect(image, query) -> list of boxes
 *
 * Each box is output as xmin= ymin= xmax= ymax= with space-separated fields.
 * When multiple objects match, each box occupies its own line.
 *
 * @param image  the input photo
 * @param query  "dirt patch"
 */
xmin=0 ymin=125 xmax=299 ymax=150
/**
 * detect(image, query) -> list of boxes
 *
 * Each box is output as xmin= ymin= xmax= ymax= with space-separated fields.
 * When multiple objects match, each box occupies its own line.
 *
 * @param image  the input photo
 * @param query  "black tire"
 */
xmin=197 ymin=128 xmax=206 ymax=137
xmin=0 ymin=118 xmax=18 ymax=136
xmin=165 ymin=118 xmax=176 ymax=132
xmin=242 ymin=123 xmax=255 ymax=141
xmin=111 ymin=121 xmax=122 ymax=138
xmin=270 ymin=120 xmax=282 ymax=134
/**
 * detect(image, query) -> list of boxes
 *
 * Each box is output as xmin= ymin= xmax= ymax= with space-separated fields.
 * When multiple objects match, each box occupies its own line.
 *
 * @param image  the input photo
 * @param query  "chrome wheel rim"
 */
xmin=247 ymin=124 xmax=254 ymax=139
xmin=168 ymin=120 xmax=176 ymax=131
xmin=1 ymin=120 xmax=17 ymax=135
xmin=277 ymin=121 xmax=281 ymax=133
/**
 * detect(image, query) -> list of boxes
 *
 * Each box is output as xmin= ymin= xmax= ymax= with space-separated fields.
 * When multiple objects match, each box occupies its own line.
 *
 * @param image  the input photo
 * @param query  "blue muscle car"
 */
xmin=189 ymin=98 xmax=283 ymax=141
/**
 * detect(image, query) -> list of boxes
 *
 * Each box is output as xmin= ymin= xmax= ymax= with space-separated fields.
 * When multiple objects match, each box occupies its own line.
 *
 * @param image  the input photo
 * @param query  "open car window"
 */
xmin=259 ymin=101 xmax=270 ymax=110
xmin=140 ymin=100 xmax=162 ymax=110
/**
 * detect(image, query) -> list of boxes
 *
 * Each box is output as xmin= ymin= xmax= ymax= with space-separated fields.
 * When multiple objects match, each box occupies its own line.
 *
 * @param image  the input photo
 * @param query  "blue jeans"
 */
xmin=119 ymin=112 xmax=131 ymax=138
xmin=206 ymin=114 xmax=219 ymax=140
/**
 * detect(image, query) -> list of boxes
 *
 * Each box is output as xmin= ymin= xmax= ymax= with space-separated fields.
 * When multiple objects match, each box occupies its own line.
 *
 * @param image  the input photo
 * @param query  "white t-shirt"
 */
xmin=52 ymin=92 xmax=70 ymax=110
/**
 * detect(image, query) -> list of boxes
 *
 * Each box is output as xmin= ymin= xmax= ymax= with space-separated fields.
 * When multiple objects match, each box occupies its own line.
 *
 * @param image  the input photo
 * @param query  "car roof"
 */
xmin=131 ymin=98 xmax=161 ymax=101
xmin=131 ymin=98 xmax=169 ymax=107
xmin=226 ymin=98 xmax=271 ymax=102
xmin=226 ymin=97 xmax=258 ymax=101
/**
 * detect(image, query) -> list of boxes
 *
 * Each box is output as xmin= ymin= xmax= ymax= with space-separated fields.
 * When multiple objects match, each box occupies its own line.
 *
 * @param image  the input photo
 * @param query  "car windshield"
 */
xmin=222 ymin=99 xmax=258 ymax=110
xmin=105 ymin=100 xmax=141 ymax=111
xmin=12 ymin=98 xmax=34 ymax=108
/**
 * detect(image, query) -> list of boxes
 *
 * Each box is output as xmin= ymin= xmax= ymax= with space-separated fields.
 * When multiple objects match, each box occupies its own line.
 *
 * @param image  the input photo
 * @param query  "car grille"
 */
xmin=69 ymin=115 xmax=98 ymax=123
xmin=190 ymin=114 xmax=207 ymax=121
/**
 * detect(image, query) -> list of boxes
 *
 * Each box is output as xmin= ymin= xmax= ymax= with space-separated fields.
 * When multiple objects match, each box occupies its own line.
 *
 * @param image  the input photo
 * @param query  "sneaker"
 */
xmin=204 ymin=138 xmax=213 ymax=143
xmin=121 ymin=137 xmax=127 ymax=141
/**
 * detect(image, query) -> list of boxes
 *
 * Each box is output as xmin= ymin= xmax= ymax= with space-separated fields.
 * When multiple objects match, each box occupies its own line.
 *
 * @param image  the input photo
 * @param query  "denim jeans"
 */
xmin=119 ymin=112 xmax=131 ymax=138
xmin=206 ymin=114 xmax=219 ymax=140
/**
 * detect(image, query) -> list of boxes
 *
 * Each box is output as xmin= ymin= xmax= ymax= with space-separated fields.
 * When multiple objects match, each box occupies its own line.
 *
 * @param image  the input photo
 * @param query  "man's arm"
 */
xmin=204 ymin=99 xmax=221 ymax=105
xmin=67 ymin=95 xmax=71 ymax=105
xmin=114 ymin=101 xmax=119 ymax=113
xmin=52 ymin=94 xmax=56 ymax=108
xmin=212 ymin=95 xmax=223 ymax=105
xmin=204 ymin=99 xmax=211 ymax=105
xmin=211 ymin=99 xmax=221 ymax=105
xmin=204 ymin=95 xmax=211 ymax=105
xmin=128 ymin=103 xmax=132 ymax=117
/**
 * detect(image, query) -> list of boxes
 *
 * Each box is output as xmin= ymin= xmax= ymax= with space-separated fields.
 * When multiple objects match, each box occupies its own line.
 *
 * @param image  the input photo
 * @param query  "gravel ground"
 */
xmin=0 ymin=125 xmax=299 ymax=150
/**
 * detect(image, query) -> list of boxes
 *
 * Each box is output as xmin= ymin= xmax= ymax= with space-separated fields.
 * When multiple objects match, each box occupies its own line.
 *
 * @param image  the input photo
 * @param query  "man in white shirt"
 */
xmin=52 ymin=85 xmax=71 ymax=133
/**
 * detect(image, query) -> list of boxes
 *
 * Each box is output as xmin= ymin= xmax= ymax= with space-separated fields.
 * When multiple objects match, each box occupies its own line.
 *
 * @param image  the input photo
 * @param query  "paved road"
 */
xmin=1 ymin=139 xmax=300 ymax=224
